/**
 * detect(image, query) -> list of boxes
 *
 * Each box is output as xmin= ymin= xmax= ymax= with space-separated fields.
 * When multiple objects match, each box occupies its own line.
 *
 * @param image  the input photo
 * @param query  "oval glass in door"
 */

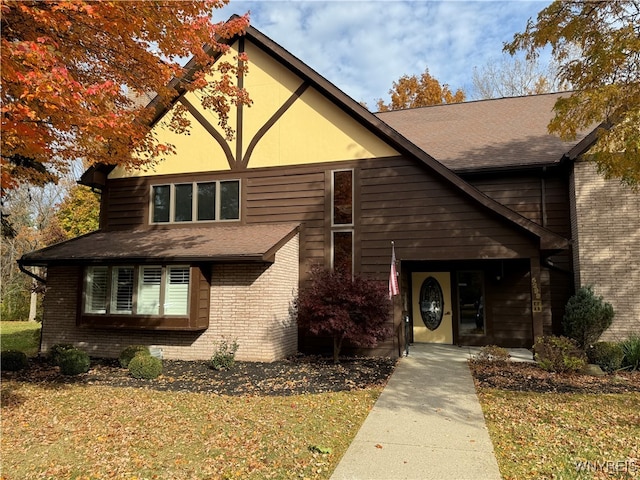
xmin=411 ymin=272 xmax=453 ymax=344
xmin=419 ymin=276 xmax=444 ymax=330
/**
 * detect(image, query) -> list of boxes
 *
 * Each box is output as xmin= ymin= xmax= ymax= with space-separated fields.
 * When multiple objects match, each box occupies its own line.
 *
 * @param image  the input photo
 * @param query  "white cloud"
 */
xmin=219 ymin=1 xmax=552 ymax=107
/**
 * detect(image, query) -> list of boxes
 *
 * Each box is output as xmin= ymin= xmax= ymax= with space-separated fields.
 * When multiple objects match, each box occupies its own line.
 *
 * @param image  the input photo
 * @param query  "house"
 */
xmin=20 ymin=24 xmax=639 ymax=361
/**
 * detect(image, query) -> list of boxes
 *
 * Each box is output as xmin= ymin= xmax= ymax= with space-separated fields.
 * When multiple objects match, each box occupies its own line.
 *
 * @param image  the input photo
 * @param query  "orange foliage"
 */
xmin=377 ymin=68 xmax=465 ymax=112
xmin=1 ymin=1 xmax=250 ymax=191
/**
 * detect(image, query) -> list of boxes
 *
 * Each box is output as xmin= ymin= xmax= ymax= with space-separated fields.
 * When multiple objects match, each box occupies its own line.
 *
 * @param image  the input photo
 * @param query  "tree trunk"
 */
xmin=28 ymin=285 xmax=38 ymax=322
xmin=333 ymin=335 xmax=343 ymax=364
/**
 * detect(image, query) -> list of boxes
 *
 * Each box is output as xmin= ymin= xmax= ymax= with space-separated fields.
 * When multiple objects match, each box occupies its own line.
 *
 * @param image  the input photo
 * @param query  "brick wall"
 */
xmin=571 ymin=162 xmax=640 ymax=340
xmin=40 ymin=234 xmax=299 ymax=362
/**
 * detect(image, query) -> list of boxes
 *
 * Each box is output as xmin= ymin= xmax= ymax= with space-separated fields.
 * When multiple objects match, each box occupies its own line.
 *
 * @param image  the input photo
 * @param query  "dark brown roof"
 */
xmin=20 ymin=223 xmax=299 ymax=266
xmin=376 ymin=93 xmax=596 ymax=172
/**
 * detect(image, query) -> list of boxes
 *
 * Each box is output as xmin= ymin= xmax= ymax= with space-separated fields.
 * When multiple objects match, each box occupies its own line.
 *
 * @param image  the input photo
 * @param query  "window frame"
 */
xmin=79 ymin=264 xmax=209 ymax=331
xmin=150 ymin=180 xmax=241 ymax=225
xmin=83 ymin=264 xmax=191 ymax=317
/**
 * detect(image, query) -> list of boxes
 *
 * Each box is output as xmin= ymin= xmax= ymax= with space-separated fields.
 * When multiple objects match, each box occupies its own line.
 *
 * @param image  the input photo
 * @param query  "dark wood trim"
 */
xmin=235 ymin=37 xmax=245 ymax=170
xmin=241 ymin=81 xmax=310 ymax=168
xmin=178 ymin=95 xmax=236 ymax=168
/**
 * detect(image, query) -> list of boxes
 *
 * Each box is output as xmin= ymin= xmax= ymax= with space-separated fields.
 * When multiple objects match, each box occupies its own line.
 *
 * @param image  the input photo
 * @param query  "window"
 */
xmin=457 ymin=271 xmax=485 ymax=335
xmin=331 ymin=170 xmax=354 ymax=275
xmin=151 ymin=180 xmax=240 ymax=224
xmin=84 ymin=265 xmax=190 ymax=316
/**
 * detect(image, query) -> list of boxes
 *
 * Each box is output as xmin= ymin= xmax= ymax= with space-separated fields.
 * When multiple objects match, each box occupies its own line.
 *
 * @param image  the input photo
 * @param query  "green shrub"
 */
xmin=58 ymin=348 xmax=91 ymax=376
xmin=49 ymin=343 xmax=76 ymax=366
xmin=586 ymin=342 xmax=624 ymax=373
xmin=562 ymin=286 xmax=614 ymax=349
xmin=620 ymin=334 xmax=640 ymax=371
xmin=119 ymin=345 xmax=150 ymax=368
xmin=208 ymin=339 xmax=239 ymax=371
xmin=1 ymin=350 xmax=29 ymax=371
xmin=533 ymin=336 xmax=587 ymax=373
xmin=473 ymin=345 xmax=510 ymax=362
xmin=128 ymin=354 xmax=163 ymax=380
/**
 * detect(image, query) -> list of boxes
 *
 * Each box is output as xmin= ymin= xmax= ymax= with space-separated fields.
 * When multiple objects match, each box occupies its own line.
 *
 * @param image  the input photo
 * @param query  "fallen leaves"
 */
xmin=1 ymin=356 xmax=394 ymax=479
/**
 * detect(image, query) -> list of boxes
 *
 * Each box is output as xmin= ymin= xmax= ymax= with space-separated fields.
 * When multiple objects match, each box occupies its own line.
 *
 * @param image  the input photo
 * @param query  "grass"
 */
xmin=0 ymin=322 xmax=381 ymax=479
xmin=1 ymin=382 xmax=380 ymax=479
xmin=0 ymin=321 xmax=41 ymax=356
xmin=478 ymin=389 xmax=640 ymax=479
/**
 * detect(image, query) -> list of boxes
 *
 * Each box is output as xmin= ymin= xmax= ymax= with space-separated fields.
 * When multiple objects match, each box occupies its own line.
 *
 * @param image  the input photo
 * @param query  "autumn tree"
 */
xmin=296 ymin=267 xmax=392 ymax=364
xmin=505 ymin=1 xmax=640 ymax=186
xmin=1 ymin=1 xmax=250 ymax=192
xmin=376 ymin=67 xmax=465 ymax=112
xmin=54 ymin=185 xmax=100 ymax=239
xmin=471 ymin=54 xmax=569 ymax=100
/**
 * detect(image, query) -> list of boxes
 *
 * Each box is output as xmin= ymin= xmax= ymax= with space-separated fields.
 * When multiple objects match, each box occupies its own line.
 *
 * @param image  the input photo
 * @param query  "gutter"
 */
xmin=18 ymin=260 xmax=47 ymax=285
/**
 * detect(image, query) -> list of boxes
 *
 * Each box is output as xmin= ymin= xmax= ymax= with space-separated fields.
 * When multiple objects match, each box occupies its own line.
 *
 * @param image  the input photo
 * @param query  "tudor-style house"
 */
xmin=20 ymin=23 xmax=639 ymax=361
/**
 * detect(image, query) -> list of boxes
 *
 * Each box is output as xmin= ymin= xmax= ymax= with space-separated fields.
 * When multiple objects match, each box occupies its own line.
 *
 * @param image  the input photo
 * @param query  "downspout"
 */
xmin=17 ymin=260 xmax=47 ymax=356
xmin=540 ymin=166 xmax=547 ymax=228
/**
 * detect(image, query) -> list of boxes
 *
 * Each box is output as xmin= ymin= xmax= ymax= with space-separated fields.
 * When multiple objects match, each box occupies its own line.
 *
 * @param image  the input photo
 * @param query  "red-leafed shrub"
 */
xmin=296 ymin=267 xmax=392 ymax=363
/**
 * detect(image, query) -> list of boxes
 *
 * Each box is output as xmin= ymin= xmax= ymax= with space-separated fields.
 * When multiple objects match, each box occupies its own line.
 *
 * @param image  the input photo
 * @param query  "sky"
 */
xmin=216 ymin=0 xmax=553 ymax=108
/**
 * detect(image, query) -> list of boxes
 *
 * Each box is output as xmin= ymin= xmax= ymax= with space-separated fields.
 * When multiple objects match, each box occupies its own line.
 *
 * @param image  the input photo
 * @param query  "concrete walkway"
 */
xmin=330 ymin=344 xmax=529 ymax=480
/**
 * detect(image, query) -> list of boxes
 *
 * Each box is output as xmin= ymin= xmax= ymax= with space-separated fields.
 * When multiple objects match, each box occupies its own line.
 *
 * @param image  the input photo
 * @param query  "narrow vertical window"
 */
xmin=333 ymin=170 xmax=353 ymax=225
xmin=111 ymin=267 xmax=134 ymax=314
xmin=333 ymin=231 xmax=353 ymax=276
xmin=165 ymin=266 xmax=190 ymax=315
xmin=137 ymin=266 xmax=162 ymax=315
xmin=174 ymin=184 xmax=193 ymax=222
xmin=152 ymin=185 xmax=170 ymax=223
xmin=85 ymin=266 xmax=108 ymax=314
xmin=197 ymin=182 xmax=216 ymax=221
xmin=220 ymin=180 xmax=240 ymax=220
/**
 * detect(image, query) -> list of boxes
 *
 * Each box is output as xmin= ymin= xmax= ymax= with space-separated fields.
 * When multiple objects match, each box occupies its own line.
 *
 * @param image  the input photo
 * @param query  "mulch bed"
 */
xmin=470 ymin=359 xmax=640 ymax=394
xmin=1 ymin=355 xmax=397 ymax=396
xmin=5 ymin=355 xmax=640 ymax=396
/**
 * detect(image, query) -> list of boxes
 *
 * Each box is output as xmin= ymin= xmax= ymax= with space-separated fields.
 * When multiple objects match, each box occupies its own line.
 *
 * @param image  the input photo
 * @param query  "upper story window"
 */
xmin=331 ymin=169 xmax=354 ymax=275
xmin=332 ymin=170 xmax=353 ymax=226
xmin=151 ymin=180 xmax=240 ymax=224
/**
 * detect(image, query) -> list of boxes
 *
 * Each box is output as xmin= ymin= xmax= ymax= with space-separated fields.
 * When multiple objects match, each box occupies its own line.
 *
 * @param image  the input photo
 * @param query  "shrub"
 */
xmin=1 ymin=350 xmax=29 ymax=371
xmin=620 ymin=334 xmax=640 ymax=371
xmin=533 ymin=336 xmax=587 ymax=373
xmin=58 ymin=348 xmax=91 ymax=376
xmin=128 ymin=354 xmax=163 ymax=379
xmin=208 ymin=339 xmax=239 ymax=371
xmin=473 ymin=345 xmax=510 ymax=362
xmin=562 ymin=286 xmax=614 ymax=349
xmin=586 ymin=342 xmax=624 ymax=373
xmin=119 ymin=345 xmax=150 ymax=368
xmin=49 ymin=343 xmax=76 ymax=366
xmin=296 ymin=266 xmax=392 ymax=364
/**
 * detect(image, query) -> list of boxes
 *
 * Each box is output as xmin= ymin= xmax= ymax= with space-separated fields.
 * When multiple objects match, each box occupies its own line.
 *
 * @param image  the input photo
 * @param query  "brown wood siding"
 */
xmin=102 ymin=178 xmax=148 ymax=231
xmin=358 ymin=157 xmax=539 ymax=279
xmin=244 ymin=169 xmax=326 ymax=273
xmin=467 ymin=170 xmax=573 ymax=336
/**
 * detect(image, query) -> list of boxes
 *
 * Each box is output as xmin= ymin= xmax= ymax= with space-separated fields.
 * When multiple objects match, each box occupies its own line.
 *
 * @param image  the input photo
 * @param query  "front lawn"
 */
xmin=472 ymin=360 xmax=640 ymax=479
xmin=0 ymin=321 xmax=40 ymax=356
xmin=479 ymin=390 xmax=639 ymax=479
xmin=1 ymin=381 xmax=380 ymax=479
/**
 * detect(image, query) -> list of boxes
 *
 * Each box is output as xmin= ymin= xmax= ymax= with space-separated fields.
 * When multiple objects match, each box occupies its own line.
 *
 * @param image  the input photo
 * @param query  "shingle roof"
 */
xmin=19 ymin=223 xmax=299 ymax=266
xmin=376 ymin=93 xmax=595 ymax=172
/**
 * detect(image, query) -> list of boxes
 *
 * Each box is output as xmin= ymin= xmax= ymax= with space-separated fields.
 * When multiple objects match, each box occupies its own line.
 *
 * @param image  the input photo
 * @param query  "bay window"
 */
xmin=84 ymin=265 xmax=190 ymax=317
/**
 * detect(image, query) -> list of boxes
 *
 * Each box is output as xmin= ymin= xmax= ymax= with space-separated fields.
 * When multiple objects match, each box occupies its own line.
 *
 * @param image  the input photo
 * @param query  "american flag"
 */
xmin=389 ymin=242 xmax=399 ymax=299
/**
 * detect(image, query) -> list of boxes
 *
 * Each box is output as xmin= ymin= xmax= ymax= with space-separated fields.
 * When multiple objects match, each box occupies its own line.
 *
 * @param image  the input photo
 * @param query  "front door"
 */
xmin=412 ymin=272 xmax=453 ymax=344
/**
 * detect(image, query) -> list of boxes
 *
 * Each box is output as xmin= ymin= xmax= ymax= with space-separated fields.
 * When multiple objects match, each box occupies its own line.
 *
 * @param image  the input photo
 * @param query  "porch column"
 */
xmin=530 ymin=257 xmax=544 ymax=341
